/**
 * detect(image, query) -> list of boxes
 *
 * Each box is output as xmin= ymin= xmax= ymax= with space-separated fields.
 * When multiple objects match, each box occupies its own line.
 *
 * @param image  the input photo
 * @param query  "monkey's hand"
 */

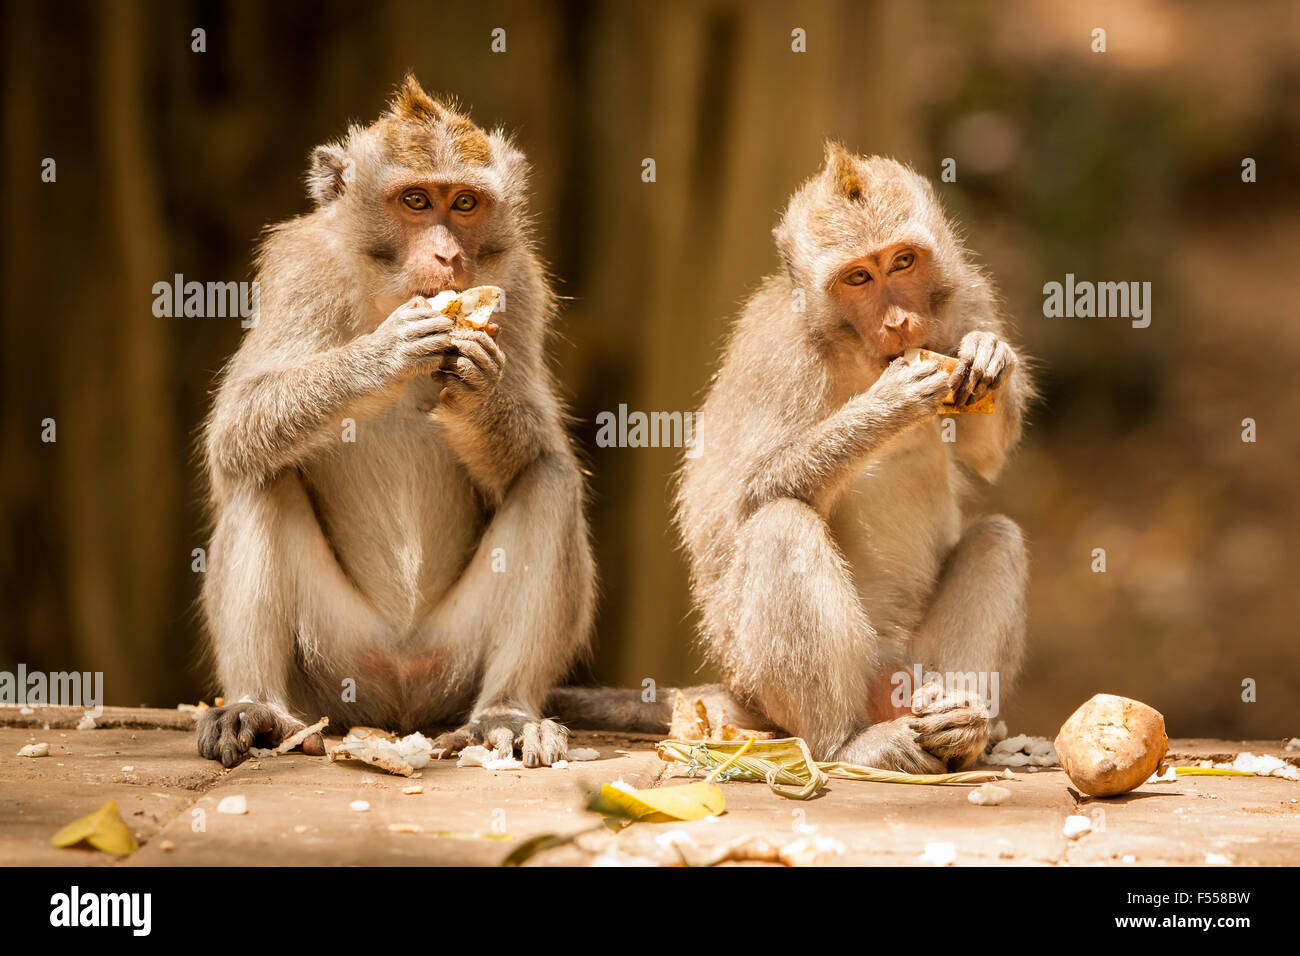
xmin=907 ymin=681 xmax=991 ymax=771
xmin=948 ymin=330 xmax=1017 ymax=409
xmin=434 ymin=327 xmax=505 ymax=411
xmin=431 ymin=710 xmax=568 ymax=768
xmin=195 ymin=701 xmax=326 ymax=768
xmin=870 ymin=355 xmax=952 ymax=425
xmin=369 ymin=295 xmax=458 ymax=381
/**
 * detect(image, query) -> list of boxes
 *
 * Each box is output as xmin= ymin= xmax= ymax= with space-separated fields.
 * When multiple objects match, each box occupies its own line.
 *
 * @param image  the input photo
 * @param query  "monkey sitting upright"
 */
xmin=673 ymin=145 xmax=1033 ymax=773
xmin=196 ymin=76 xmax=593 ymax=768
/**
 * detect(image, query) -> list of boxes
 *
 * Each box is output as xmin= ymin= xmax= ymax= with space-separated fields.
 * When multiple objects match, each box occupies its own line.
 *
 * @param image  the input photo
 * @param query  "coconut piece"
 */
xmin=249 ymin=716 xmax=328 ymax=758
xmin=329 ymin=728 xmax=434 ymax=777
xmin=1054 ymin=693 xmax=1169 ymax=797
xmin=429 ymin=285 xmax=502 ymax=338
xmin=902 ymin=348 xmax=996 ymax=414
xmin=668 ymin=690 xmax=711 ymax=740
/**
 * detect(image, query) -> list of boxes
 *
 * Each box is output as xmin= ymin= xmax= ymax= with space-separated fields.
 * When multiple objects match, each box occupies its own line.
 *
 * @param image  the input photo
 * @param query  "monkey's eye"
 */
xmin=402 ymin=191 xmax=431 ymax=211
xmin=890 ymin=252 xmax=915 ymax=273
xmin=842 ymin=268 xmax=872 ymax=286
xmin=452 ymin=192 xmax=478 ymax=212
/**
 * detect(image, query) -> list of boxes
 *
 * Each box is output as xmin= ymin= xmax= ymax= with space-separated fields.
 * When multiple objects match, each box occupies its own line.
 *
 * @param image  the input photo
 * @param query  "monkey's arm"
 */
xmin=741 ymin=361 xmax=950 ymax=516
xmin=207 ymin=299 xmax=453 ymax=491
xmin=207 ymin=340 xmax=400 ymax=489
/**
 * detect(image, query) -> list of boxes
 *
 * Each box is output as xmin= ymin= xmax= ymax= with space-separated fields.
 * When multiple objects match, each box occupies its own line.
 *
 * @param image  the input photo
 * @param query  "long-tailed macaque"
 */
xmin=671 ymin=145 xmax=1032 ymax=773
xmin=196 ymin=76 xmax=593 ymax=768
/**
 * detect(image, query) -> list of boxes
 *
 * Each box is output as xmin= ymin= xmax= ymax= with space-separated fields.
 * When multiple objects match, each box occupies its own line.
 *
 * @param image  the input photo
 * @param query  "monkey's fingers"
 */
xmin=487 ymin=727 xmax=515 ymax=759
xmin=431 ymin=727 xmax=474 ymax=758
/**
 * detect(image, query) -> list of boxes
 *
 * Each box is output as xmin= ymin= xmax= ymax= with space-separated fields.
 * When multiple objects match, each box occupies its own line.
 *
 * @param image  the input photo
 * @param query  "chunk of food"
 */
xmin=429 ymin=285 xmax=502 ymax=337
xmin=902 ymin=347 xmax=995 ymax=414
xmin=1053 ymin=693 xmax=1169 ymax=797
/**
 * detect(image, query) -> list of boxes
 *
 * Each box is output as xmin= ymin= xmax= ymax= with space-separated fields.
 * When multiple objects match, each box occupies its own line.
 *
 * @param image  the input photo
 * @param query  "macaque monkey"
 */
xmin=671 ymin=145 xmax=1032 ymax=773
xmin=196 ymin=76 xmax=593 ymax=768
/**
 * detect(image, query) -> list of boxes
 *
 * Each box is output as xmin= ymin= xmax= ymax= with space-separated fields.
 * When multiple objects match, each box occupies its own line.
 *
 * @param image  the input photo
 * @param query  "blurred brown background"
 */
xmin=3 ymin=0 xmax=1298 ymax=737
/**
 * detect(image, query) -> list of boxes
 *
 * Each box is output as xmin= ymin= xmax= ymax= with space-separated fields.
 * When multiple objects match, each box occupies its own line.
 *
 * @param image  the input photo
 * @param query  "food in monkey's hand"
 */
xmin=902 ymin=348 xmax=996 ymax=414
xmin=1053 ymin=693 xmax=1169 ymax=797
xmin=429 ymin=284 xmax=502 ymax=338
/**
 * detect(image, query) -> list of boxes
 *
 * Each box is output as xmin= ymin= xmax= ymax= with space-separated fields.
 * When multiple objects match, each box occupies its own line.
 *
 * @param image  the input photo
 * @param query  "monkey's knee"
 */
xmin=736 ymin=498 xmax=838 ymax=582
xmin=957 ymin=514 xmax=1027 ymax=589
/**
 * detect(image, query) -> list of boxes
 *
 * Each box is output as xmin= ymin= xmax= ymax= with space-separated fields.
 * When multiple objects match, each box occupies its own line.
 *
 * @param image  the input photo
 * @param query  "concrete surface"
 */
xmin=2 ymin=706 xmax=1297 ymax=866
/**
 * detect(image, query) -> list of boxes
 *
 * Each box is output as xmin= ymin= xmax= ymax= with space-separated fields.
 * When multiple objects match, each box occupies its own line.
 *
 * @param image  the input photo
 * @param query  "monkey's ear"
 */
xmin=822 ymin=140 xmax=863 ymax=202
xmin=307 ymin=143 xmax=350 ymax=206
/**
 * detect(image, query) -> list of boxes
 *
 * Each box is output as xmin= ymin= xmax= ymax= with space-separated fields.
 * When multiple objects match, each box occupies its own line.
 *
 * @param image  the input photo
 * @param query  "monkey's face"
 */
xmin=385 ymin=177 xmax=492 ymax=297
xmin=828 ymin=243 xmax=939 ymax=363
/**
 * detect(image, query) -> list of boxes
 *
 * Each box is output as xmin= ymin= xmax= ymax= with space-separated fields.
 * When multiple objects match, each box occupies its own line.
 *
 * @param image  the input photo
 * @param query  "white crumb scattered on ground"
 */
xmin=567 ymin=748 xmax=600 ymax=761
xmin=920 ymin=842 xmax=957 ymax=866
xmin=968 ymin=783 xmax=1011 ymax=806
xmin=216 ymin=795 xmax=247 ymax=815
xmin=348 ymin=800 xmax=370 ymax=812
xmin=1063 ymin=815 xmax=1092 ymax=839
xmin=330 ymin=729 xmax=433 ymax=776
xmin=1205 ymin=852 xmax=1231 ymax=865
xmin=1146 ymin=766 xmax=1178 ymax=784
xmin=17 ymin=742 xmax=49 ymax=758
xmin=1214 ymin=752 xmax=1299 ymax=781
xmin=984 ymin=733 xmax=1058 ymax=767
xmin=75 ymin=714 xmax=96 ymax=731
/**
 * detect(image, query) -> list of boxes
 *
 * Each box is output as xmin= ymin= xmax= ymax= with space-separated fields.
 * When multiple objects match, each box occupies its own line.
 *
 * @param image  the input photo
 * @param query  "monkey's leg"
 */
xmin=904 ymin=514 xmax=1028 ymax=768
xmin=427 ymin=454 xmax=594 ymax=767
xmin=719 ymin=498 xmax=886 ymax=761
xmin=198 ymin=474 xmax=379 ymax=766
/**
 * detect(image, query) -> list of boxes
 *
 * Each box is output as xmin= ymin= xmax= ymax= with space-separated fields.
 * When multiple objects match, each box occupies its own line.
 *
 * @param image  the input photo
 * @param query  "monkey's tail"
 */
xmin=543 ymin=685 xmax=678 ymax=733
xmin=544 ymin=683 xmax=773 ymax=735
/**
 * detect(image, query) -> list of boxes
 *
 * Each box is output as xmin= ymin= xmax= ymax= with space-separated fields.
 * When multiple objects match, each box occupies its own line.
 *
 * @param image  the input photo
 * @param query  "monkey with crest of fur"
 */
xmin=670 ymin=145 xmax=1033 ymax=773
xmin=196 ymin=76 xmax=593 ymax=768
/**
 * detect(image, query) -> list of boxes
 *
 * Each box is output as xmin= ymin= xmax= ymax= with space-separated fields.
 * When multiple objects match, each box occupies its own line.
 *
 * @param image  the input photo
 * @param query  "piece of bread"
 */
xmin=429 ymin=285 xmax=502 ymax=338
xmin=902 ymin=347 xmax=995 ymax=414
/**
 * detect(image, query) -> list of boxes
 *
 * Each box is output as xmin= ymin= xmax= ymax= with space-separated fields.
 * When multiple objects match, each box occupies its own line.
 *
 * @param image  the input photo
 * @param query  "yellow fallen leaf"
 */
xmin=51 ymin=799 xmax=139 ymax=856
xmin=597 ymin=781 xmax=725 ymax=822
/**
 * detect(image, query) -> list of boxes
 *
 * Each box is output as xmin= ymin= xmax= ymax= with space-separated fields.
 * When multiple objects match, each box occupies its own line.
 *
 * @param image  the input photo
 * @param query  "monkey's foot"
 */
xmin=833 ymin=718 xmax=947 ymax=774
xmin=195 ymin=701 xmax=326 ymax=768
xmin=431 ymin=711 xmax=568 ymax=768
xmin=907 ymin=682 xmax=991 ymax=771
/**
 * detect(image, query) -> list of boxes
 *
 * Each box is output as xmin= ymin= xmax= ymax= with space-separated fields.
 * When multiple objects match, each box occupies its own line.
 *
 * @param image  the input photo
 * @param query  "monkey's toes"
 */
xmin=519 ymin=718 xmax=568 ymax=768
xmin=195 ymin=702 xmax=296 ymax=768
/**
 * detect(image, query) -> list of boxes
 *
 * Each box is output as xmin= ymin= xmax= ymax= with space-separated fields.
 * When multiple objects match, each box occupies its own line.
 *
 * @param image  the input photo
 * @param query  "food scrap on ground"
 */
xmin=329 ymin=726 xmax=434 ymax=776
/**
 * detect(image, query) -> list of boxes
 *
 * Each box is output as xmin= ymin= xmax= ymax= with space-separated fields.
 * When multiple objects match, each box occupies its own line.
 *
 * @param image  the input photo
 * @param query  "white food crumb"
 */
xmin=160 ymin=840 xmax=175 ymax=852
xmin=456 ymin=745 xmax=494 ymax=768
xmin=920 ymin=842 xmax=957 ymax=866
xmin=567 ymin=748 xmax=600 ymax=761
xmin=121 ymin=765 xmax=134 ymax=772
xmin=19 ymin=706 xmax=34 ymax=716
xmin=1205 ymin=853 xmax=1230 ymax=865
xmin=608 ymin=778 xmax=637 ymax=794
xmin=1122 ymin=854 xmax=1136 ymax=864
xmin=985 ymin=734 xmax=1058 ymax=767
xmin=17 ymin=742 xmax=49 ymax=758
xmin=402 ymin=785 xmax=423 ymax=795
xmin=1062 ymin=815 xmax=1092 ymax=839
xmin=967 ymin=783 xmax=1011 ymax=806
xmin=217 ymin=795 xmax=248 ymax=815
xmin=550 ymin=759 xmax=569 ymax=769
xmin=1146 ymin=766 xmax=1178 ymax=784
xmin=76 ymin=714 xmax=96 ymax=731
xmin=349 ymin=800 xmax=370 ymax=812
xmin=1214 ymin=752 xmax=1299 ymax=781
